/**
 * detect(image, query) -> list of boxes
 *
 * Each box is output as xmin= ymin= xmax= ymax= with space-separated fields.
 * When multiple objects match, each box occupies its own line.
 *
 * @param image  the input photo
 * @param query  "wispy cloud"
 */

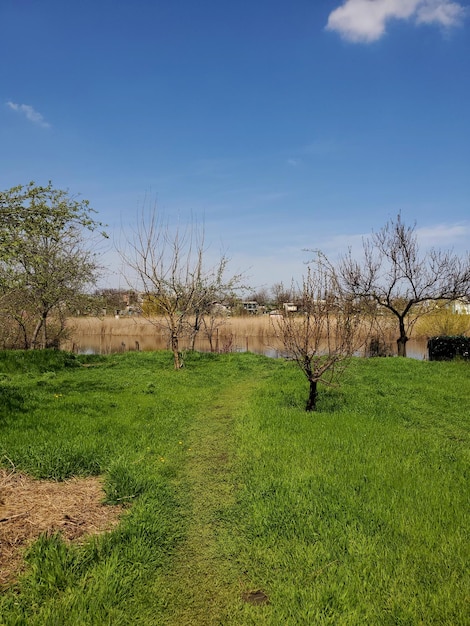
xmin=287 ymin=158 xmax=301 ymax=167
xmin=312 ymin=222 xmax=470 ymax=260
xmin=314 ymin=232 xmax=367 ymax=263
xmin=6 ymin=101 xmax=50 ymax=128
xmin=417 ymin=222 xmax=470 ymax=247
xmin=326 ymin=0 xmax=466 ymax=43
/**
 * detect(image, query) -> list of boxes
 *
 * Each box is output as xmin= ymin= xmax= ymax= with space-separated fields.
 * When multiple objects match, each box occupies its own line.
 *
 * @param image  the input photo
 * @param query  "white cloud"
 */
xmin=417 ymin=222 xmax=470 ymax=247
xmin=6 ymin=101 xmax=50 ymax=128
xmin=326 ymin=0 xmax=466 ymax=43
xmin=416 ymin=0 xmax=465 ymax=25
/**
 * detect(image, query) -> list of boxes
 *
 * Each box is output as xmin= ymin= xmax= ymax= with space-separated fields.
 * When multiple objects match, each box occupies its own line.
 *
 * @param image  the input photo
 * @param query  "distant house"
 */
xmin=283 ymin=302 xmax=298 ymax=313
xmin=451 ymin=299 xmax=470 ymax=315
xmin=210 ymin=302 xmax=230 ymax=316
xmin=242 ymin=301 xmax=259 ymax=314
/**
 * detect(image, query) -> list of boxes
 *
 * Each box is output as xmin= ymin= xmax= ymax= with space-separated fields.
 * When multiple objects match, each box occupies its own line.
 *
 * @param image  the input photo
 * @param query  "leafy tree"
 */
xmin=273 ymin=253 xmax=362 ymax=411
xmin=340 ymin=214 xmax=470 ymax=356
xmin=121 ymin=209 xmax=244 ymax=368
xmin=0 ymin=182 xmax=106 ymax=349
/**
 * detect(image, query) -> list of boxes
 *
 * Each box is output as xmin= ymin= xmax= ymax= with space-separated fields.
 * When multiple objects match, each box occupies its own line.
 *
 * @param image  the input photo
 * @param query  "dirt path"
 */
xmin=162 ymin=379 xmax=256 ymax=625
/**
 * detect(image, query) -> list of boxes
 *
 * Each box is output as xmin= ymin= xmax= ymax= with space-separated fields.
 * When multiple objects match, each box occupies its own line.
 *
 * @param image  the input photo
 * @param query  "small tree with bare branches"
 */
xmin=273 ymin=254 xmax=362 ymax=411
xmin=340 ymin=214 xmax=470 ymax=357
xmin=121 ymin=210 xmax=243 ymax=369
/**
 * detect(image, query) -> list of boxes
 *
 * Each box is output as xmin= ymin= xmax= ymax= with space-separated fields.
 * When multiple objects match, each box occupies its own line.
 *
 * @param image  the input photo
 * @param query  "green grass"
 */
xmin=0 ymin=350 xmax=468 ymax=624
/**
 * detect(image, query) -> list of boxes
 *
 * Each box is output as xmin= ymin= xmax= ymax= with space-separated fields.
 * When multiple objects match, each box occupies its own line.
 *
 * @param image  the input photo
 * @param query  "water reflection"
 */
xmin=62 ymin=333 xmax=429 ymax=360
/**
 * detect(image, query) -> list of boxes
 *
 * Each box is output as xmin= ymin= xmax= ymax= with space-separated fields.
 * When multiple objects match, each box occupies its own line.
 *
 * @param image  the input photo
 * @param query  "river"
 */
xmin=62 ymin=332 xmax=429 ymax=360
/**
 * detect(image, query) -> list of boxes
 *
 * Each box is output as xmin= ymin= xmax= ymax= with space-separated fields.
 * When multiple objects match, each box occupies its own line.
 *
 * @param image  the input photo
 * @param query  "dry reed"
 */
xmin=67 ymin=315 xmax=277 ymax=339
xmin=67 ymin=314 xmax=404 ymax=340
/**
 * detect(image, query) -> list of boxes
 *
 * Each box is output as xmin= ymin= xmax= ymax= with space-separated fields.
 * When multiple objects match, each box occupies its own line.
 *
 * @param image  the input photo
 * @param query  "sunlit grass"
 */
xmin=226 ymin=358 xmax=469 ymax=624
xmin=0 ymin=350 xmax=468 ymax=624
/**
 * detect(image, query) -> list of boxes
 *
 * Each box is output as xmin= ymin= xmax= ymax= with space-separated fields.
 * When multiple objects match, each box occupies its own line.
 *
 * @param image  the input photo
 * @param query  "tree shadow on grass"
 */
xmin=279 ymin=387 xmax=347 ymax=414
xmin=317 ymin=389 xmax=348 ymax=413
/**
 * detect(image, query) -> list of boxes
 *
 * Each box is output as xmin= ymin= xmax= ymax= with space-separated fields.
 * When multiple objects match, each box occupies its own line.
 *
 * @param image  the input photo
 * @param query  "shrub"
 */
xmin=427 ymin=335 xmax=470 ymax=361
xmin=366 ymin=335 xmax=392 ymax=357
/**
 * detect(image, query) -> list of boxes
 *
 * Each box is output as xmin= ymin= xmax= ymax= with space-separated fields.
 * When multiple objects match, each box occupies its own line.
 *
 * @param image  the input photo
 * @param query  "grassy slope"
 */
xmin=0 ymin=351 xmax=469 ymax=625
xmin=230 ymin=357 xmax=469 ymax=625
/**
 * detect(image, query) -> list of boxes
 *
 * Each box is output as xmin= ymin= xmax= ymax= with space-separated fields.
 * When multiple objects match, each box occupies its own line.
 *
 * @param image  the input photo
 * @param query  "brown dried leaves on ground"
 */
xmin=0 ymin=468 xmax=123 ymax=588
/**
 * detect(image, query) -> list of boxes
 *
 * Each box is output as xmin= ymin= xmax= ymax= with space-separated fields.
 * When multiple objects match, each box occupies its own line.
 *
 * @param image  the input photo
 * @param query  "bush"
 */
xmin=427 ymin=335 xmax=470 ymax=361
xmin=366 ymin=335 xmax=392 ymax=357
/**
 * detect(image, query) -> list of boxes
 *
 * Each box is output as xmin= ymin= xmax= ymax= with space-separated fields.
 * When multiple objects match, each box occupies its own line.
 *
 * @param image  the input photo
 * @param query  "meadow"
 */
xmin=0 ymin=350 xmax=468 ymax=624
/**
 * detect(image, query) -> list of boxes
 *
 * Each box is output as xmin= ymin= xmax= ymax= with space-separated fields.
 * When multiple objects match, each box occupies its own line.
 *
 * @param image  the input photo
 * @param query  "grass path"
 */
xmin=161 ymin=376 xmax=256 ymax=625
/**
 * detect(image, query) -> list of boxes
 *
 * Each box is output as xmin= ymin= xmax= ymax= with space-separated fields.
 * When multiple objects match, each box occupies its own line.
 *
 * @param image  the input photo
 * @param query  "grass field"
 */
xmin=0 ymin=350 xmax=468 ymax=624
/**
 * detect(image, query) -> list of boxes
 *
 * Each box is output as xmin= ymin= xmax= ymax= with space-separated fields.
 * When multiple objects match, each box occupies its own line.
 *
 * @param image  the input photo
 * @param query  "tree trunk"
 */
xmin=171 ymin=332 xmax=181 ymax=369
xmin=30 ymin=316 xmax=46 ymax=350
xmin=306 ymin=379 xmax=318 ymax=412
xmin=190 ymin=312 xmax=200 ymax=351
xmin=16 ymin=318 xmax=30 ymax=349
xmin=397 ymin=317 xmax=408 ymax=357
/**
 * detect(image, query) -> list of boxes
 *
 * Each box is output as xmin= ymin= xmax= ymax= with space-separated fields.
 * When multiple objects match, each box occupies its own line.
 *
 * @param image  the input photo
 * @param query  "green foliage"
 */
xmin=24 ymin=533 xmax=79 ymax=596
xmin=0 ymin=352 xmax=468 ymax=624
xmin=9 ymin=443 xmax=106 ymax=480
xmin=0 ymin=181 xmax=99 ymax=233
xmin=0 ymin=182 xmax=107 ymax=349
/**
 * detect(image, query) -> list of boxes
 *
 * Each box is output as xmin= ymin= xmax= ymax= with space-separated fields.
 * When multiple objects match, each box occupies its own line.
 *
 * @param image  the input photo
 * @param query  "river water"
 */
xmin=62 ymin=333 xmax=429 ymax=360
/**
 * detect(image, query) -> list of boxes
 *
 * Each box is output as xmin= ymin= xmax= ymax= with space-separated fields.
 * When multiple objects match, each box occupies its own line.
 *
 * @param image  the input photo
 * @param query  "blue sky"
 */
xmin=2 ymin=0 xmax=469 ymax=290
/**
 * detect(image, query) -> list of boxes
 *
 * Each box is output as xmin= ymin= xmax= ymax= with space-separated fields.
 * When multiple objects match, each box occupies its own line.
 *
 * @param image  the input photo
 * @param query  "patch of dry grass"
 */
xmin=0 ymin=468 xmax=123 ymax=588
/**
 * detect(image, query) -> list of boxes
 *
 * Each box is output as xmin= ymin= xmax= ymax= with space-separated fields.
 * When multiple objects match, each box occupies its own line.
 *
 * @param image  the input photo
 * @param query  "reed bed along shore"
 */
xmin=67 ymin=315 xmax=277 ymax=338
xmin=64 ymin=315 xmax=284 ymax=355
xmin=64 ymin=314 xmax=405 ymax=357
xmin=67 ymin=314 xmax=399 ymax=341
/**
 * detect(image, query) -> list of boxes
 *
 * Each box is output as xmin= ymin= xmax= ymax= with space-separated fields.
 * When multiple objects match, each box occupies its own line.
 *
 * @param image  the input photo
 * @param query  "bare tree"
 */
xmin=271 ymin=282 xmax=294 ymax=310
xmin=340 ymin=214 xmax=470 ymax=357
xmin=201 ymin=307 xmax=229 ymax=352
xmin=121 ymin=209 xmax=243 ymax=369
xmin=273 ymin=254 xmax=362 ymax=411
xmin=248 ymin=288 xmax=270 ymax=307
